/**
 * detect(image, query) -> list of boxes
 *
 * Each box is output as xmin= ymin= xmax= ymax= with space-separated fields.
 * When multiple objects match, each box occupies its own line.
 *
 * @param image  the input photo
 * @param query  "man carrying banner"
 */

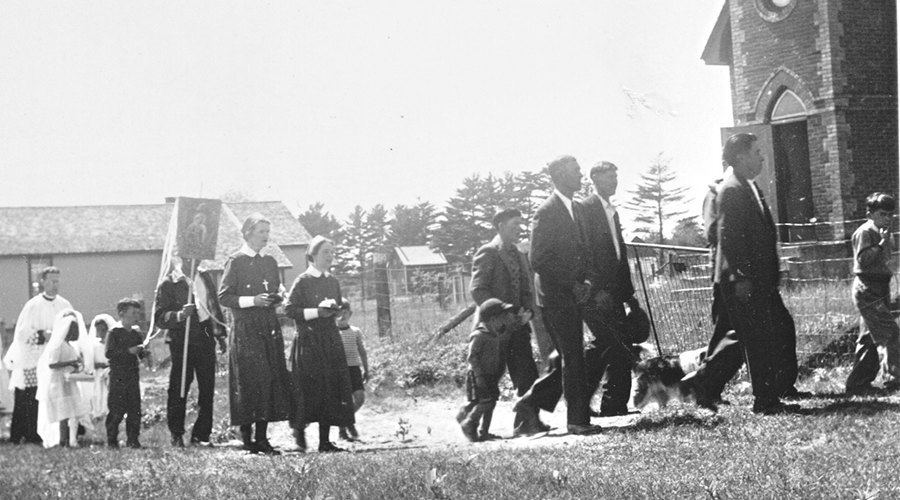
xmin=155 ymin=256 xmax=226 ymax=448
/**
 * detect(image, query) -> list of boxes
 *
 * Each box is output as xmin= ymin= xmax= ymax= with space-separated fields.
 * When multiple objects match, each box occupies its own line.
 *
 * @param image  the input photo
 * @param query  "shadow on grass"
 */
xmin=805 ymin=399 xmax=900 ymax=417
xmin=617 ymin=412 xmax=724 ymax=432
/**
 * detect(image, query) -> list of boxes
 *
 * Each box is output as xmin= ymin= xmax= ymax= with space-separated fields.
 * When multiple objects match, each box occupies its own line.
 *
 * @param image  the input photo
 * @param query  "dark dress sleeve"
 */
xmin=218 ymin=256 xmax=242 ymax=310
xmin=284 ymin=274 xmax=305 ymax=322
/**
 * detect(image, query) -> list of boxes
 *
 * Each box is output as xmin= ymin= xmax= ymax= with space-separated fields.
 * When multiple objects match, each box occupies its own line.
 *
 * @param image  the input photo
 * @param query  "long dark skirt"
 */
xmin=228 ymin=312 xmax=292 ymax=426
xmin=289 ymin=324 xmax=355 ymax=428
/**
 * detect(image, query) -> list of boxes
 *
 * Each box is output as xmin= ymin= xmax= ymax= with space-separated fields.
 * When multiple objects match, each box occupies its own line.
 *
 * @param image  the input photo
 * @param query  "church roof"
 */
xmin=701 ymin=2 xmax=732 ymax=66
xmin=0 ymin=201 xmax=310 ymax=270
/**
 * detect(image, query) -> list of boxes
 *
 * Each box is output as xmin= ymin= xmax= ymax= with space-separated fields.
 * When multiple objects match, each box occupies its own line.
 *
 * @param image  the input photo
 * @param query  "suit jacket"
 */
xmin=714 ymin=173 xmax=781 ymax=288
xmin=155 ymin=271 xmax=226 ymax=346
xmin=579 ymin=194 xmax=634 ymax=302
xmin=470 ymin=234 xmax=535 ymax=311
xmin=530 ymin=192 xmax=589 ymax=308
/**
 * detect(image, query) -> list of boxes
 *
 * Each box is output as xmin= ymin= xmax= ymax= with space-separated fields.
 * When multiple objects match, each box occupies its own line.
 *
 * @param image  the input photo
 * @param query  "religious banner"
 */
xmin=175 ymin=197 xmax=221 ymax=261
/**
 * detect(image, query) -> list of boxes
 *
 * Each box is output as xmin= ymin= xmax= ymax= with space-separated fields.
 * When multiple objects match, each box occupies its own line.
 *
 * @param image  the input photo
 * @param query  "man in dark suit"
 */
xmin=579 ymin=161 xmax=639 ymax=417
xmin=512 ymin=155 xmax=601 ymax=435
xmin=469 ymin=207 xmax=547 ymax=436
xmin=707 ymin=132 xmax=799 ymax=415
xmin=156 ymin=257 xmax=228 ymax=447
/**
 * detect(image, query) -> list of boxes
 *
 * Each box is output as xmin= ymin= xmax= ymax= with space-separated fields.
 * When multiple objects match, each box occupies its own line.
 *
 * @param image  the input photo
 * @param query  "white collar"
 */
xmin=305 ymin=265 xmax=331 ymax=278
xmin=553 ymin=189 xmax=575 ymax=219
xmin=239 ymin=243 xmax=264 ymax=258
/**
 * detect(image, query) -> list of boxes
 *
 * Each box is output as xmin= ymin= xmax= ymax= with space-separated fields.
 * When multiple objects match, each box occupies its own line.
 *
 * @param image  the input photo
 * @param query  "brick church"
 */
xmin=702 ymin=0 xmax=897 ymax=243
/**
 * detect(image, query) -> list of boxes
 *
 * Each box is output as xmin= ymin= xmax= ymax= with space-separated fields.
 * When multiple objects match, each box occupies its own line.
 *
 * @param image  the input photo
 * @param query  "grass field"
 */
xmin=2 ymin=280 xmax=898 ymax=499
xmin=2 ymin=379 xmax=900 ymax=499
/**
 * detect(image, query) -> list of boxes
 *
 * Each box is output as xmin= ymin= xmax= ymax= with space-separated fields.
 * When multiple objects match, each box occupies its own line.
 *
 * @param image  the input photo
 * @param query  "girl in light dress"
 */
xmin=35 ymin=309 xmax=91 ymax=447
xmin=81 ymin=315 xmax=113 ymax=424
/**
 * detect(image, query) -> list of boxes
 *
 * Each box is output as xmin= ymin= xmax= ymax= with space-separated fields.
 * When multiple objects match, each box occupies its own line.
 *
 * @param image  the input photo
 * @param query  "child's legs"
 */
xmin=854 ymin=280 xmax=900 ymax=377
xmin=847 ymin=330 xmax=880 ymax=391
xmin=478 ymin=401 xmax=497 ymax=436
xmin=124 ymin=376 xmax=142 ymax=442
xmin=854 ymin=280 xmax=900 ymax=378
xmin=106 ymin=374 xmax=128 ymax=441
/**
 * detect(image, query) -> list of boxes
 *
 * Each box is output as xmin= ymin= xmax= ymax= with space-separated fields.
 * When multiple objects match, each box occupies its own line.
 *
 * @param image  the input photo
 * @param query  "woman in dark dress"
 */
xmin=285 ymin=236 xmax=355 ymax=453
xmin=218 ymin=213 xmax=292 ymax=455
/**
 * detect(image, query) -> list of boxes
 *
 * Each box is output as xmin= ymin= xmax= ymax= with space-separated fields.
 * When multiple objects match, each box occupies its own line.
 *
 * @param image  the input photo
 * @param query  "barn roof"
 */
xmin=0 ymin=201 xmax=310 ymax=270
xmin=393 ymin=246 xmax=448 ymax=267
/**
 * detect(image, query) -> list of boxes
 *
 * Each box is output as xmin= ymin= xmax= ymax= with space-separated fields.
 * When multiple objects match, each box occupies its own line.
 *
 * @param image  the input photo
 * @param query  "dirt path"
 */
xmin=261 ymin=395 xmax=641 ymax=454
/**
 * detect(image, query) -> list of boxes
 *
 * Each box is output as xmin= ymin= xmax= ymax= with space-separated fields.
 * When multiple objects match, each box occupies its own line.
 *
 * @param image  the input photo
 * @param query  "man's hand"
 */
xmin=517 ymin=307 xmax=533 ymax=326
xmin=128 ymin=345 xmax=143 ymax=356
xmin=180 ymin=304 xmax=197 ymax=320
xmin=362 ymin=368 xmax=370 ymax=383
xmin=475 ymin=376 xmax=487 ymax=388
xmin=217 ymin=337 xmax=228 ymax=354
xmin=734 ymin=281 xmax=753 ymax=302
xmin=318 ymin=307 xmax=338 ymax=318
xmin=252 ymin=293 xmax=275 ymax=308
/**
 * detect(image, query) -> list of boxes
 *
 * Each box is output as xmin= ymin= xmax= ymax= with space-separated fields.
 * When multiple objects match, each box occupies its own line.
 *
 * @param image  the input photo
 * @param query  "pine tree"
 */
xmin=621 ymin=153 xmax=691 ymax=244
xmin=390 ymin=200 xmax=438 ymax=247
xmin=431 ymin=174 xmax=498 ymax=264
xmin=365 ymin=204 xmax=392 ymax=255
xmin=336 ymin=205 xmax=368 ymax=294
xmin=297 ymin=202 xmax=341 ymax=238
xmin=670 ymin=216 xmax=705 ymax=247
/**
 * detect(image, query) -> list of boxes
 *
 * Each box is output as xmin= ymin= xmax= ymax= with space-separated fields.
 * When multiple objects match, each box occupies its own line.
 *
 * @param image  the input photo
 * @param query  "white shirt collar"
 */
xmin=598 ymin=195 xmax=616 ymax=212
xmin=553 ymin=189 xmax=575 ymax=220
xmin=239 ymin=243 xmax=262 ymax=257
xmin=305 ymin=265 xmax=331 ymax=278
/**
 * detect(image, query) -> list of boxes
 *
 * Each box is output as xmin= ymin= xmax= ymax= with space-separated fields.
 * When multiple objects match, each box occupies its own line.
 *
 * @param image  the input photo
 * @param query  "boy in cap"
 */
xmin=457 ymin=298 xmax=516 ymax=442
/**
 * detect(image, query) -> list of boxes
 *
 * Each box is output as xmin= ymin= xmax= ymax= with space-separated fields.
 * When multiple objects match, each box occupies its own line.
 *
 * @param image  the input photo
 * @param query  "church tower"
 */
xmin=703 ymin=0 xmax=897 ymax=242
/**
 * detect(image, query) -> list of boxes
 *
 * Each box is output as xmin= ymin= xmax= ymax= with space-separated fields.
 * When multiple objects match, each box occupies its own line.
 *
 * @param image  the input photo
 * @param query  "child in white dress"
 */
xmin=36 ymin=310 xmax=91 ymax=447
xmin=82 ymin=315 xmax=114 ymax=422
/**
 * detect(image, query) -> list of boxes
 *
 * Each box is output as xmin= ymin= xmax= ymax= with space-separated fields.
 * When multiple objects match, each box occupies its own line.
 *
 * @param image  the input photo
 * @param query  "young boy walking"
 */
xmin=458 ymin=299 xmax=516 ymax=442
xmin=336 ymin=299 xmax=369 ymax=441
xmin=105 ymin=298 xmax=146 ymax=448
xmin=846 ymin=193 xmax=900 ymax=395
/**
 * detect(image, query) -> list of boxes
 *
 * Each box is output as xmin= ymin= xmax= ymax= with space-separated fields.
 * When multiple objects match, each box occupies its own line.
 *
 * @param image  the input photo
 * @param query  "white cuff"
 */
xmin=239 ymin=296 xmax=255 ymax=308
xmin=303 ymin=308 xmax=319 ymax=320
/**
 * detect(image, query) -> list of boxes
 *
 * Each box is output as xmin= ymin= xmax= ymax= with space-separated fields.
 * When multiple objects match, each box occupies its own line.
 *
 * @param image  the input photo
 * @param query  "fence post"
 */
xmin=373 ymin=252 xmax=392 ymax=337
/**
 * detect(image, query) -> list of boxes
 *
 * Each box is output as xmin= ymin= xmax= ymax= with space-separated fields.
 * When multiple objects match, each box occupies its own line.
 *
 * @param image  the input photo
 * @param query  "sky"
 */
xmin=0 ymin=1 xmax=733 ymax=236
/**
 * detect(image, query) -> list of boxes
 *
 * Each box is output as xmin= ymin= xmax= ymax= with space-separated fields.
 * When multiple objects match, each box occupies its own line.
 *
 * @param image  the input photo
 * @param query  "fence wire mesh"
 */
xmin=335 ymin=232 xmax=899 ymax=371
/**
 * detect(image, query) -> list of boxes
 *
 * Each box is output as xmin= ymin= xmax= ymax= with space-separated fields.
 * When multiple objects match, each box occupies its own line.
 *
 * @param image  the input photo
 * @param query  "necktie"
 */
xmin=507 ymin=245 xmax=521 ymax=305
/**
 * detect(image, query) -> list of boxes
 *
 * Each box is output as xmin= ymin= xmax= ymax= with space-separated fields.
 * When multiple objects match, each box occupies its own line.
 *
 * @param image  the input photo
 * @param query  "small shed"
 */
xmin=388 ymin=246 xmax=449 ymax=296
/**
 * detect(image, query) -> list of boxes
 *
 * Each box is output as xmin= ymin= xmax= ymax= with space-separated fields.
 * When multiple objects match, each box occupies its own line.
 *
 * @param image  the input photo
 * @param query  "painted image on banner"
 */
xmin=176 ymin=198 xmax=221 ymax=261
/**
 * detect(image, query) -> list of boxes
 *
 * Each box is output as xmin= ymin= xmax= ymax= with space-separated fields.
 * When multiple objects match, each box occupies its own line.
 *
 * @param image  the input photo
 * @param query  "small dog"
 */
xmin=630 ymin=344 xmax=707 ymax=410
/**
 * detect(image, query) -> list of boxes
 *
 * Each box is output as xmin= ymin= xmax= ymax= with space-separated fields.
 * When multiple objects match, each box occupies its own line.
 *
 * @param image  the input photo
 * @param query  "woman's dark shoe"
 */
xmin=318 ymin=441 xmax=347 ymax=453
xmin=255 ymin=440 xmax=281 ymax=455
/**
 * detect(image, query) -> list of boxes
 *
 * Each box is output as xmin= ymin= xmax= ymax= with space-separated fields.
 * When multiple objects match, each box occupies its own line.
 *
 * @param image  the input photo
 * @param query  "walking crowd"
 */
xmin=1 ymin=133 xmax=896 ymax=451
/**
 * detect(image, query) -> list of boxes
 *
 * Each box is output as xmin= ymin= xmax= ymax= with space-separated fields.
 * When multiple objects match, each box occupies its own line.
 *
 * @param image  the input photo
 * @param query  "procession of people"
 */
xmin=2 ymin=133 xmax=896 ymax=451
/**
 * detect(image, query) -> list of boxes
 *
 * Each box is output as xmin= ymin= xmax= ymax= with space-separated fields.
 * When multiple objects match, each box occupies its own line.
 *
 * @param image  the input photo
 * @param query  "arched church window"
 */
xmin=770 ymin=89 xmax=806 ymax=124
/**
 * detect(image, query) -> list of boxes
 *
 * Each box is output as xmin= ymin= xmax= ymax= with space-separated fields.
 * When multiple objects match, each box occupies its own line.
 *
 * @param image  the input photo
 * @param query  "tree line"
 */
xmin=296 ymin=155 xmax=705 ymax=290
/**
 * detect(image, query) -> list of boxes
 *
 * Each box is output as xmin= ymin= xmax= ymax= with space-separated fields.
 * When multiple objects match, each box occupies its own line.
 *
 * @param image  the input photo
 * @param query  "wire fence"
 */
xmin=336 ymin=229 xmax=899 ymax=371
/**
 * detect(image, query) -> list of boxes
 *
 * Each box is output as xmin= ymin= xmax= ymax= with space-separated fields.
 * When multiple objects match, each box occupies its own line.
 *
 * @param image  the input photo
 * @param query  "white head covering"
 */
xmin=85 ymin=314 xmax=116 ymax=374
xmin=36 ymin=309 xmax=88 ymax=447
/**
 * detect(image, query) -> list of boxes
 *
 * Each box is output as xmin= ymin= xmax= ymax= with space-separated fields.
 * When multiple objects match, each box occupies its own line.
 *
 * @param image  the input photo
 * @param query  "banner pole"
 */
xmin=180 ymin=259 xmax=197 ymax=399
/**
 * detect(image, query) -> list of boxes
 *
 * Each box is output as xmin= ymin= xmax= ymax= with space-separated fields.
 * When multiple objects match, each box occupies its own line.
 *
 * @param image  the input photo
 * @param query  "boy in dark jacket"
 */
xmin=457 ymin=299 xmax=516 ymax=442
xmin=105 ymin=298 xmax=146 ymax=449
